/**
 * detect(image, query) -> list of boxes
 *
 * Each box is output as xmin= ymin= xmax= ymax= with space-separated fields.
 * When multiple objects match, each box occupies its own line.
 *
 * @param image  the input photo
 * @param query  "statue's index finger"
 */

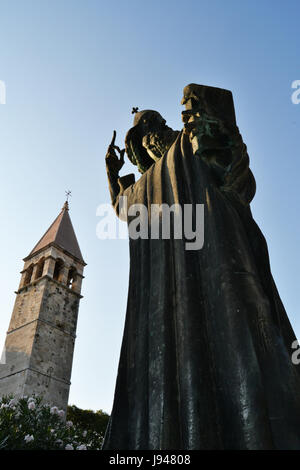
xmin=110 ymin=130 xmax=117 ymax=147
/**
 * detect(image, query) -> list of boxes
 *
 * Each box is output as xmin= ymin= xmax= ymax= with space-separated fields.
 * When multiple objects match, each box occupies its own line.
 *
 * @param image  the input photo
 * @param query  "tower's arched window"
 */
xmin=67 ymin=267 xmax=77 ymax=289
xmin=35 ymin=257 xmax=45 ymax=280
xmin=24 ymin=264 xmax=34 ymax=286
xmin=53 ymin=258 xmax=64 ymax=282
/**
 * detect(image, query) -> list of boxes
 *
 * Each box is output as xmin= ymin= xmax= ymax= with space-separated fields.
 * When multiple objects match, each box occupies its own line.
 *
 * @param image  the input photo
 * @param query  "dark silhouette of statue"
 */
xmin=102 ymin=84 xmax=300 ymax=450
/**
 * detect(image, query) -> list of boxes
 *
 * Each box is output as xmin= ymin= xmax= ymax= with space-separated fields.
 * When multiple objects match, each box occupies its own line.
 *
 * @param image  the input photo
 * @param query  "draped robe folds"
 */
xmin=102 ymin=131 xmax=300 ymax=450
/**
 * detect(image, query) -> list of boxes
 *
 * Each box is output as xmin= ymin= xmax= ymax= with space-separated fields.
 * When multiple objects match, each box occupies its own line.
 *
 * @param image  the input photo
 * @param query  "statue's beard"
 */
xmin=142 ymin=127 xmax=179 ymax=161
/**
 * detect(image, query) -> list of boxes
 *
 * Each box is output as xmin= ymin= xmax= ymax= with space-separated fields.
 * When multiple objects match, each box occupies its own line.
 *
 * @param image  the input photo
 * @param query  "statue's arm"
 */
xmin=105 ymin=131 xmax=135 ymax=212
xmin=106 ymin=167 xmax=121 ymax=206
xmin=181 ymin=85 xmax=256 ymax=206
xmin=106 ymin=169 xmax=135 ymax=209
xmin=182 ymin=111 xmax=255 ymax=206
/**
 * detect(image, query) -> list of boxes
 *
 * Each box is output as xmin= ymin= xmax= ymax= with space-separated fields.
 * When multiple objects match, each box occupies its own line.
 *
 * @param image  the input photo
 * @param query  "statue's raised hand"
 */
xmin=105 ymin=131 xmax=125 ymax=175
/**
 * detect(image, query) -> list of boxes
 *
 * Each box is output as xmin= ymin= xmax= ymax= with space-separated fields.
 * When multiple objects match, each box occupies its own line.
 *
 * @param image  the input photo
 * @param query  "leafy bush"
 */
xmin=0 ymin=395 xmax=104 ymax=450
xmin=67 ymin=404 xmax=109 ymax=437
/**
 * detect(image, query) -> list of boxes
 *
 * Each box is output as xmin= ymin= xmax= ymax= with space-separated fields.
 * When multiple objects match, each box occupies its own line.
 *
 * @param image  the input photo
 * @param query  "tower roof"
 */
xmin=26 ymin=201 xmax=85 ymax=264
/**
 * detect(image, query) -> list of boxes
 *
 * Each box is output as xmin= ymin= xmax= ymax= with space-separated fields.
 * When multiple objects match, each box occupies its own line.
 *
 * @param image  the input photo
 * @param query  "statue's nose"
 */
xmin=181 ymin=96 xmax=187 ymax=105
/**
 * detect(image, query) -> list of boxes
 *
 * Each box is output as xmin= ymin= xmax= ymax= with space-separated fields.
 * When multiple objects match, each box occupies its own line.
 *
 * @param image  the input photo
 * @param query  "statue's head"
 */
xmin=132 ymin=110 xmax=166 ymax=132
xmin=125 ymin=110 xmax=178 ymax=173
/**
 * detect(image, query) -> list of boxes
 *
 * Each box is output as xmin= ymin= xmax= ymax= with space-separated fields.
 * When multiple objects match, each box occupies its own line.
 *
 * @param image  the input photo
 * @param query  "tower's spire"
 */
xmin=26 ymin=201 xmax=84 ymax=263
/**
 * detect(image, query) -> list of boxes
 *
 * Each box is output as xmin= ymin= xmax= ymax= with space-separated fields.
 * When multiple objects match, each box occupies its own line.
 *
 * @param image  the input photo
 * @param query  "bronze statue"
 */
xmin=103 ymin=84 xmax=300 ymax=450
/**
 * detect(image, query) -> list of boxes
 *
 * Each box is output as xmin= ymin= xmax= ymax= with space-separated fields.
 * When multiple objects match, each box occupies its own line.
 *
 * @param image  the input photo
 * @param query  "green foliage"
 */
xmin=67 ymin=404 xmax=109 ymax=437
xmin=0 ymin=395 xmax=104 ymax=450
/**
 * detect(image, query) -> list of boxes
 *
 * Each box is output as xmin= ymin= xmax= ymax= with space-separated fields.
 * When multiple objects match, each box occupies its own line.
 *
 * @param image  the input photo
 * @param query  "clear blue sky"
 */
xmin=0 ymin=0 xmax=299 ymax=414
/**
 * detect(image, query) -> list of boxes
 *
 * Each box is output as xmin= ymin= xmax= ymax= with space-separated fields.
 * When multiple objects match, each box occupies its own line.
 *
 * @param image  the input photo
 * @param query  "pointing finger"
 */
xmin=110 ymin=130 xmax=117 ymax=148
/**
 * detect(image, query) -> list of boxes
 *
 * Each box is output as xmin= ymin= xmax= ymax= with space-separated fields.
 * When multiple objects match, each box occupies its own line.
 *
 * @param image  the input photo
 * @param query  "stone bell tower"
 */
xmin=0 ymin=201 xmax=86 ymax=411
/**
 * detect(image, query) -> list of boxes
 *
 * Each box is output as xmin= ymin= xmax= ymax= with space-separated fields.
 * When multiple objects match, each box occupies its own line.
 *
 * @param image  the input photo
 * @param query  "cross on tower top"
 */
xmin=65 ymin=190 xmax=72 ymax=202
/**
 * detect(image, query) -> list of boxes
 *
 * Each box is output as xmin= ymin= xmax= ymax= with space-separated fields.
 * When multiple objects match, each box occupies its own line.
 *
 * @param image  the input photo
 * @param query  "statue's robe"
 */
xmin=103 ymin=131 xmax=300 ymax=450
